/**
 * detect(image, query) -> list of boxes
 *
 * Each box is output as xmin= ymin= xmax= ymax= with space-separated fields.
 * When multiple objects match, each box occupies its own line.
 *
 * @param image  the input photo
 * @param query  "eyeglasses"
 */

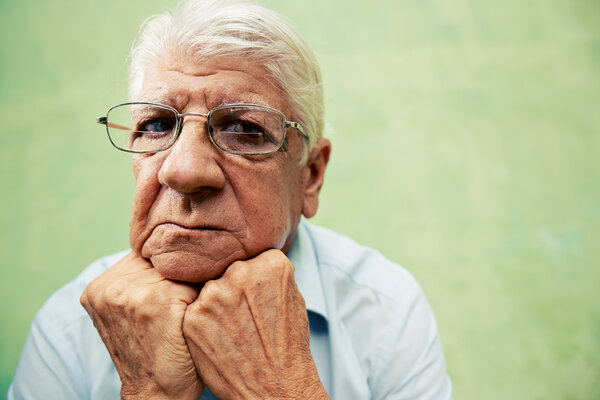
xmin=96 ymin=102 xmax=306 ymax=155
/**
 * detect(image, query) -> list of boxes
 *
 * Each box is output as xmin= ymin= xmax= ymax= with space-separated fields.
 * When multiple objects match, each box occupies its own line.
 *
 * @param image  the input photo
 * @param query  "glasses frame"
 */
xmin=97 ymin=101 xmax=307 ymax=156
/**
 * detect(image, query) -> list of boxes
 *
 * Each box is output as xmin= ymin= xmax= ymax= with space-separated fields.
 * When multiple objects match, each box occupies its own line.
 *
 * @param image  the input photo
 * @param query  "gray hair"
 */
xmin=129 ymin=0 xmax=324 ymax=153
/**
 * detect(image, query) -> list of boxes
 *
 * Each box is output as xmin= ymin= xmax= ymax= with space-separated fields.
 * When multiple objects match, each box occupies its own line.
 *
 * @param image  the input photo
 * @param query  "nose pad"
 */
xmin=157 ymin=121 xmax=226 ymax=193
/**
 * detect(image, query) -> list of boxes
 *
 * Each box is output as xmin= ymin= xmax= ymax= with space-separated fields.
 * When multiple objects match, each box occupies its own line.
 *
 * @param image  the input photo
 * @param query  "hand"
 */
xmin=182 ymin=249 xmax=330 ymax=400
xmin=80 ymin=252 xmax=204 ymax=400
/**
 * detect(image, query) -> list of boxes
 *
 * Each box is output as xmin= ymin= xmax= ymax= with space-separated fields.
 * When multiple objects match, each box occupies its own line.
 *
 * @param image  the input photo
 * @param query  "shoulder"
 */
xmin=10 ymin=251 xmax=127 ymax=399
xmin=36 ymin=250 xmax=129 ymax=330
xmin=302 ymin=221 xmax=422 ymax=303
xmin=301 ymin=222 xmax=451 ymax=398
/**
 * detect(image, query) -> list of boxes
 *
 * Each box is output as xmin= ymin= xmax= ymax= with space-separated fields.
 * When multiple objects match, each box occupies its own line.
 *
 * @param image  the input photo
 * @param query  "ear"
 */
xmin=301 ymin=138 xmax=331 ymax=218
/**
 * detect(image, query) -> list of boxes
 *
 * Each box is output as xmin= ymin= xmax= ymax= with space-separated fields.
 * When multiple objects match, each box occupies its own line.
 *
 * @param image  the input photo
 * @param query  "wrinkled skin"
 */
xmin=183 ymin=250 xmax=327 ymax=399
xmin=81 ymin=53 xmax=331 ymax=399
xmin=129 ymin=56 xmax=325 ymax=284
xmin=81 ymin=253 xmax=205 ymax=400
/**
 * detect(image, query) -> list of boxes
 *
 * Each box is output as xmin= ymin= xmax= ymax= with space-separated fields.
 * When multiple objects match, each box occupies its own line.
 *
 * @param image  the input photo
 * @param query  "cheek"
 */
xmin=129 ymin=157 xmax=162 ymax=252
xmin=234 ymin=161 xmax=305 ymax=247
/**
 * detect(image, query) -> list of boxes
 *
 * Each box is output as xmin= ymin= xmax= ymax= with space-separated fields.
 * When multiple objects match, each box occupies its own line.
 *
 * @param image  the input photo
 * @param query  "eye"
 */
xmin=138 ymin=117 xmax=176 ymax=133
xmin=130 ymin=116 xmax=177 ymax=149
xmin=221 ymin=121 xmax=264 ymax=136
xmin=221 ymin=122 xmax=276 ymax=148
xmin=208 ymin=107 xmax=283 ymax=153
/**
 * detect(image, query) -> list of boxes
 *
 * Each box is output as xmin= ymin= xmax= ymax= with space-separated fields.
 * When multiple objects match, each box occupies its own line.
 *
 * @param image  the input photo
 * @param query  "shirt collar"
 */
xmin=287 ymin=220 xmax=328 ymax=320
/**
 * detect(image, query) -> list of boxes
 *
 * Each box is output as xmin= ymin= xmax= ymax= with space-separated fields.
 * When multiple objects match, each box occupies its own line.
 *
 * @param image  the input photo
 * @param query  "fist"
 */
xmin=81 ymin=252 xmax=204 ymax=400
xmin=183 ymin=249 xmax=329 ymax=399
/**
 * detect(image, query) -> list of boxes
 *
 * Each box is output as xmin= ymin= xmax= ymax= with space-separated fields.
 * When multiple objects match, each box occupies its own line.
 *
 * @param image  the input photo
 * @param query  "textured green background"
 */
xmin=1 ymin=0 xmax=598 ymax=398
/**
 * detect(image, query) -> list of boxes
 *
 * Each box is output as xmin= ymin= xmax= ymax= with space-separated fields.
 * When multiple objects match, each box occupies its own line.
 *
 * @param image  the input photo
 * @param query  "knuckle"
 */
xmin=224 ymin=260 xmax=253 ymax=288
xmin=127 ymin=286 xmax=149 ymax=306
xmin=80 ymin=277 xmax=110 ymax=310
xmin=260 ymin=249 xmax=295 ymax=278
xmin=263 ymin=248 xmax=285 ymax=263
xmin=102 ymin=281 xmax=129 ymax=304
xmin=183 ymin=305 xmax=204 ymax=334
xmin=197 ymin=278 xmax=238 ymax=309
xmin=79 ymin=290 xmax=91 ymax=310
xmin=198 ymin=279 xmax=219 ymax=301
xmin=227 ymin=259 xmax=250 ymax=277
xmin=195 ymin=281 xmax=219 ymax=309
xmin=84 ymin=278 xmax=148 ymax=315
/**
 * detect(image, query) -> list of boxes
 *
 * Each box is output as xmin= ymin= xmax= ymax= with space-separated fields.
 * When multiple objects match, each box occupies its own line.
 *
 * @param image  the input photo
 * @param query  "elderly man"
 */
xmin=10 ymin=0 xmax=451 ymax=399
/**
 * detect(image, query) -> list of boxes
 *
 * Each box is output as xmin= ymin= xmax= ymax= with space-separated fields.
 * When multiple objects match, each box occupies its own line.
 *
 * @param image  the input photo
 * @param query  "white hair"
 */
xmin=129 ymin=0 xmax=324 ymax=152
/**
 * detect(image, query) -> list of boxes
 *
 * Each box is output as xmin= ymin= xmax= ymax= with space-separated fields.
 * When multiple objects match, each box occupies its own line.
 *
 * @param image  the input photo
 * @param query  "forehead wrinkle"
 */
xmin=140 ymin=60 xmax=288 ymax=114
xmin=165 ymin=67 xmax=218 ymax=77
xmin=137 ymin=88 xmax=190 ymax=109
xmin=139 ymin=87 xmax=285 ymax=117
xmin=215 ymin=89 xmax=274 ymax=107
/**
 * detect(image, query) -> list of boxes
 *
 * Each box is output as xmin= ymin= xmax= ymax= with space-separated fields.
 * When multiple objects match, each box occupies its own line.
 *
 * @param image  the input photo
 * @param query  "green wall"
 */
xmin=1 ymin=0 xmax=598 ymax=398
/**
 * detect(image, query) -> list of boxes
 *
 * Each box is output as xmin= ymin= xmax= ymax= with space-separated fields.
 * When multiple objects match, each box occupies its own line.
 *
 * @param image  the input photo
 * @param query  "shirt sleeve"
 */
xmin=7 ymin=254 xmax=121 ymax=400
xmin=370 ymin=287 xmax=452 ymax=400
xmin=8 ymin=308 xmax=87 ymax=400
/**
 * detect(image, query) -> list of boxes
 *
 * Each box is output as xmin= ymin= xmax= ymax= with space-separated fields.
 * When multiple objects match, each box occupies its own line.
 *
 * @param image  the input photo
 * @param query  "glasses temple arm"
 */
xmin=96 ymin=117 xmax=131 ymax=131
xmin=286 ymin=120 xmax=307 ymax=138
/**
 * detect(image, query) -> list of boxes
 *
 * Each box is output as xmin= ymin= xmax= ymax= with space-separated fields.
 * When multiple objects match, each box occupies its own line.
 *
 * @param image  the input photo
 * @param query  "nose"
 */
xmin=157 ymin=119 xmax=226 ymax=194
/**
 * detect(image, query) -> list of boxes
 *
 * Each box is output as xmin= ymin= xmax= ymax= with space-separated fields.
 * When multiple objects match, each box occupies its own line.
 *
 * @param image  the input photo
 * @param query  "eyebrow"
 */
xmin=137 ymin=95 xmax=180 ymax=106
xmin=138 ymin=89 xmax=273 ymax=111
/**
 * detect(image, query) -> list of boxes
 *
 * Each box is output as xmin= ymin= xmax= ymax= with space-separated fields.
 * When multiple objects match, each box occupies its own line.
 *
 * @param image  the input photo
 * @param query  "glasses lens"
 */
xmin=106 ymin=104 xmax=178 ymax=152
xmin=208 ymin=106 xmax=285 ymax=154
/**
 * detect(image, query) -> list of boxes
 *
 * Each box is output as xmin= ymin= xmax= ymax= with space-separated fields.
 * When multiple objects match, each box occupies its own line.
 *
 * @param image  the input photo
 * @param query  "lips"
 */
xmin=153 ymin=222 xmax=226 ymax=233
xmin=141 ymin=222 xmax=232 ymax=258
xmin=140 ymin=220 xmax=244 ymax=283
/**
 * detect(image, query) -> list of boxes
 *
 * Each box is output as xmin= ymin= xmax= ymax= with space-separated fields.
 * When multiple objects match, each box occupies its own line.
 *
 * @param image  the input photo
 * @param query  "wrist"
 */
xmin=120 ymin=386 xmax=167 ymax=400
xmin=298 ymin=381 xmax=330 ymax=400
xmin=282 ymin=366 xmax=330 ymax=400
xmin=121 ymin=385 xmax=202 ymax=400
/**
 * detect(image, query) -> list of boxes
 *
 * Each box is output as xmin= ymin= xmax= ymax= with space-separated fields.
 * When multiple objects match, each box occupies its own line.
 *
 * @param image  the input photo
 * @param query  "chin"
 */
xmin=149 ymin=251 xmax=232 ymax=283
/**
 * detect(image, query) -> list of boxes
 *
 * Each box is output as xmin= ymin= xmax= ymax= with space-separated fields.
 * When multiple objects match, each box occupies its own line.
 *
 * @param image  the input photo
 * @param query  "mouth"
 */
xmin=156 ymin=222 xmax=226 ymax=232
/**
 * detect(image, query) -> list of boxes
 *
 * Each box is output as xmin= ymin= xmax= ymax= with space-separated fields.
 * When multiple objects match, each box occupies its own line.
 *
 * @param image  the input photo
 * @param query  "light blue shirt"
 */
xmin=9 ymin=221 xmax=452 ymax=399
